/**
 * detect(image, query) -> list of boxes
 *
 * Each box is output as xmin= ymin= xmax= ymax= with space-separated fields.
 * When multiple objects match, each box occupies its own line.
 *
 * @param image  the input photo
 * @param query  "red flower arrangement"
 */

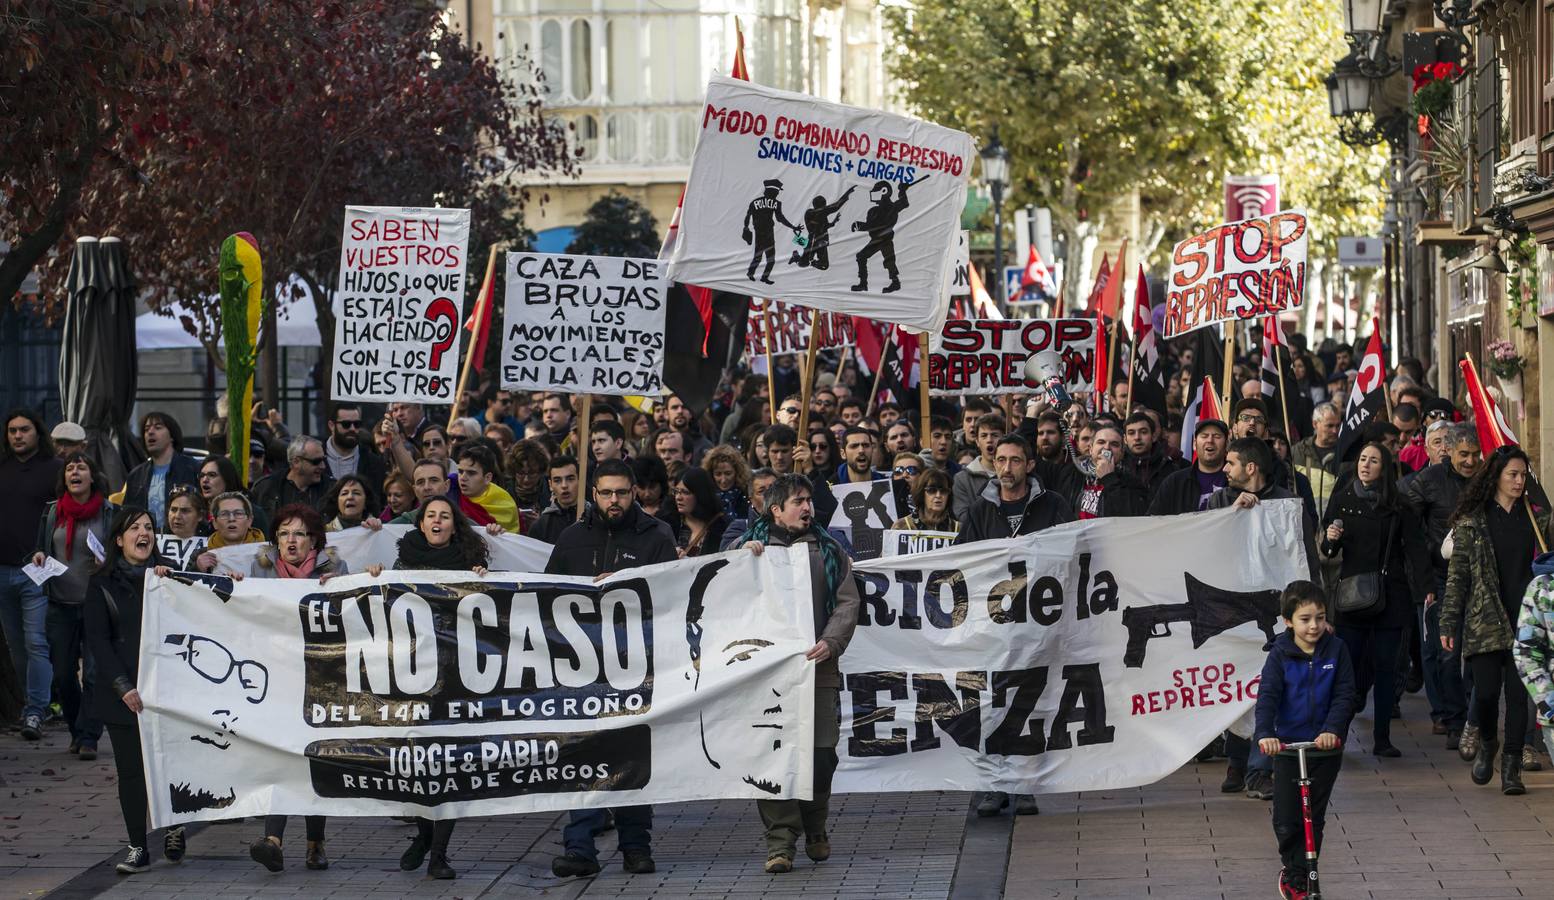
xmin=1411 ymin=61 xmax=1463 ymax=117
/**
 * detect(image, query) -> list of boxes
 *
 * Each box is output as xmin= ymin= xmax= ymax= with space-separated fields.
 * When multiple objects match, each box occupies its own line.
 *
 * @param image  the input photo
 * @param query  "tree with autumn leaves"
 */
xmin=3 ymin=0 xmax=577 ymax=394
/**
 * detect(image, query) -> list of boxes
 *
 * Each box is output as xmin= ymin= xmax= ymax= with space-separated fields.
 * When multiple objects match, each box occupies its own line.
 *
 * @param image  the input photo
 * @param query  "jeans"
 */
xmin=0 ymin=566 xmax=52 ymax=719
xmin=1335 ymin=624 xmax=1403 ymax=748
xmin=46 ymin=603 xmax=101 ymax=743
xmin=1225 ymin=732 xmax=1273 ymax=773
xmin=562 ymin=806 xmax=652 ymax=863
xmin=1421 ymin=602 xmax=1467 ymax=729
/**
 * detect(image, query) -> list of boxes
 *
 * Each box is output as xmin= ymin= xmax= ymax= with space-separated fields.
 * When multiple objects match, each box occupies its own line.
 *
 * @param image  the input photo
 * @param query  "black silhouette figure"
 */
xmin=850 ymin=177 xmax=927 ymax=294
xmin=743 ymin=179 xmax=800 ymax=285
xmin=789 ymin=186 xmax=855 ymax=271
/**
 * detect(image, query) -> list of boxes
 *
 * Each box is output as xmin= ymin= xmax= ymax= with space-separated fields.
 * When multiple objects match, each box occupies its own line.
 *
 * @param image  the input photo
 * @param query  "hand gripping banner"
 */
xmin=138 ymin=551 xmax=815 ymax=825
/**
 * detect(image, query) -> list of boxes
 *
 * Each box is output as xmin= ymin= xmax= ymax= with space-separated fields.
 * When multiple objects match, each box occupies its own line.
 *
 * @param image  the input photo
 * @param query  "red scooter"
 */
xmin=1280 ymin=741 xmax=1323 ymax=900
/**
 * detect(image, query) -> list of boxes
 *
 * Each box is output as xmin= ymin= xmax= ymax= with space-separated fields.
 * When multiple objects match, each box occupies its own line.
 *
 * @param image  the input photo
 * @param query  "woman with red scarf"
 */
xmin=31 ymin=452 xmax=114 ymax=759
xmin=244 ymin=503 xmax=347 ymax=874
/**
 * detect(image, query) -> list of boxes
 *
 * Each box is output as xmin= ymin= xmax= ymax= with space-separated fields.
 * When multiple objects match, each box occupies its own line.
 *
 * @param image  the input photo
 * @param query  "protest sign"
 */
xmin=944 ymin=231 xmax=970 ymax=297
xmin=746 ymin=300 xmax=857 ymax=365
xmin=880 ymin=529 xmax=958 ymax=558
xmin=139 ymin=550 xmax=816 ymax=825
xmin=1163 ymin=209 xmax=1308 ymax=339
xmin=500 ymin=253 xmax=668 ymax=396
xmin=332 ymin=206 xmax=471 ymax=403
xmin=156 ymin=534 xmax=207 ymax=572
xmin=927 ymin=318 xmax=1098 ymax=396
xmin=204 ymin=524 xmax=551 ymax=578
xmin=665 ymin=76 xmax=973 ymax=334
xmin=834 ymin=501 xmax=1309 ymax=795
xmin=829 ymin=479 xmax=900 ymax=561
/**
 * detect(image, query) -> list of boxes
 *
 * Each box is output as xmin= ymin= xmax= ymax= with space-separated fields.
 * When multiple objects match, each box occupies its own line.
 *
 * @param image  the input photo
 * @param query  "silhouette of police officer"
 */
xmin=789 ymin=186 xmax=855 ymax=271
xmin=850 ymin=176 xmax=926 ymax=294
xmin=743 ymin=179 xmax=800 ymax=285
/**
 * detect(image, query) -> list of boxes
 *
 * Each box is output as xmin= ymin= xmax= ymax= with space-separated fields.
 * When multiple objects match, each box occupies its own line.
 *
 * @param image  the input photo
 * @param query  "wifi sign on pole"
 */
xmin=1224 ymin=175 xmax=1279 ymax=222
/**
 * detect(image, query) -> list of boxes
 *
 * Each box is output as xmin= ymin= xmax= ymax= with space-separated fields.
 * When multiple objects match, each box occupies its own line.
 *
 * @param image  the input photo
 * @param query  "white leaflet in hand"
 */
xmin=22 ymin=557 xmax=69 ymax=586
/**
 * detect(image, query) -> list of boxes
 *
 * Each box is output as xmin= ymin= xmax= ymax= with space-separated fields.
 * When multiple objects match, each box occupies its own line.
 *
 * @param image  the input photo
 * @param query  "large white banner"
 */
xmin=500 ymin=253 xmax=668 ymax=396
xmin=139 ymin=551 xmax=816 ymax=826
xmin=203 ymin=523 xmax=552 ymax=578
xmin=666 ymin=76 xmax=973 ymax=334
xmin=834 ymin=502 xmax=1309 ymax=794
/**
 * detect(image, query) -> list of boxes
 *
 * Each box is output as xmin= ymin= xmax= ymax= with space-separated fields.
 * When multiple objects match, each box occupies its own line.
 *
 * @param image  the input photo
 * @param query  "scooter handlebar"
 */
xmin=1280 ymin=741 xmax=1325 ymax=750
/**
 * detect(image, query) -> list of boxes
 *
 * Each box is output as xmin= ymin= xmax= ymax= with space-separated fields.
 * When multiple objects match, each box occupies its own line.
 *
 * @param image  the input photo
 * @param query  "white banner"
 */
xmin=156 ymin=534 xmax=207 ymax=572
xmin=1163 ymin=208 xmax=1307 ymax=339
xmin=204 ymin=523 xmax=552 ymax=578
xmin=880 ymin=529 xmax=957 ymax=558
xmin=332 ymin=206 xmax=471 ymax=403
xmin=746 ymin=300 xmax=857 ymax=364
xmin=834 ymin=502 xmax=1309 ymax=794
xmin=666 ymin=76 xmax=973 ymax=334
xmin=944 ymin=230 xmax=971 ymax=297
xmin=500 ymin=253 xmax=668 ymax=396
xmin=928 ymin=318 xmax=1098 ymax=397
xmin=139 ymin=551 xmax=816 ymax=825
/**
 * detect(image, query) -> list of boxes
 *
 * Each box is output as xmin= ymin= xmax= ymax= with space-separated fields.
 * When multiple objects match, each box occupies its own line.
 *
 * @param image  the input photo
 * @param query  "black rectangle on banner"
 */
xmin=306 ymin=725 xmax=651 ymax=804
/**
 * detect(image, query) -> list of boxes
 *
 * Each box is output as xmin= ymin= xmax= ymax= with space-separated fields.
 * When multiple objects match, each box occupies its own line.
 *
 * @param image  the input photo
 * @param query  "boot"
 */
xmin=427 ymin=851 xmax=456 ymax=880
xmin=1471 ymin=738 xmax=1499 ymax=786
xmin=1501 ymin=751 xmax=1526 ymax=795
xmin=305 ymin=840 xmax=328 ymax=870
xmin=975 ymin=792 xmax=1009 ymax=816
xmin=249 ymin=836 xmax=284 ymax=872
xmin=399 ymin=833 xmax=430 ymax=871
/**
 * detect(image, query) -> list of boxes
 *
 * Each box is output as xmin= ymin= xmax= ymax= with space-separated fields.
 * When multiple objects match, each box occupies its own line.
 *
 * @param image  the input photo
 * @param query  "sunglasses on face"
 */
xmin=893 ymin=466 xmax=921 ymax=476
xmin=333 ymin=419 xmax=362 ymax=429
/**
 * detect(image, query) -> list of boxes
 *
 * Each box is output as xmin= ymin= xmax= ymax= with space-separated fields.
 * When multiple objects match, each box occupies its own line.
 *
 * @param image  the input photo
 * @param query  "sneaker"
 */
xmin=764 ymin=854 xmax=793 ymax=874
xmin=19 ymin=714 xmax=42 ymax=741
xmin=115 ymin=845 xmax=150 ymax=875
xmin=1521 ymin=746 xmax=1543 ymax=772
xmin=804 ymin=833 xmax=831 ymax=862
xmin=975 ymin=792 xmax=1009 ymax=816
xmin=77 ymin=741 xmax=97 ymax=761
xmin=551 ymin=852 xmax=601 ymax=878
xmin=249 ymin=836 xmax=284 ymax=872
xmin=164 ymin=826 xmax=186 ymax=864
xmin=1459 ymin=724 xmax=1481 ymax=763
xmin=1244 ymin=770 xmax=1274 ymax=800
xmin=623 ymin=849 xmax=656 ymax=874
xmin=1220 ymin=766 xmax=1246 ymax=793
xmin=1013 ymin=794 xmax=1040 ymax=815
xmin=1277 ymin=866 xmax=1309 ymax=900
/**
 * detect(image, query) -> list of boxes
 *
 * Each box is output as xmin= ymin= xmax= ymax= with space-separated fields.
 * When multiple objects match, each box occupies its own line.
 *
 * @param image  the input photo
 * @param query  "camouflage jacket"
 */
xmin=1441 ymin=506 xmax=1553 ymax=659
xmin=1514 ymin=556 xmax=1554 ymax=726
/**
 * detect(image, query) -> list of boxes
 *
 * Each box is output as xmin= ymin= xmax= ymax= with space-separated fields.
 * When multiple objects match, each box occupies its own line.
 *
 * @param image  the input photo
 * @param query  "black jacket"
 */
xmin=84 ymin=562 xmax=148 ymax=727
xmin=1148 ymin=464 xmax=1224 ymax=517
xmin=123 ymin=452 xmax=202 ymax=518
xmin=545 ymin=503 xmax=679 ymax=577
xmin=250 ymin=469 xmax=334 ymax=522
xmin=1320 ymin=480 xmax=1432 ymax=627
xmin=1403 ymin=461 xmax=1470 ymax=580
xmin=1125 ymin=443 xmax=1188 ymax=499
xmin=1066 ymin=468 xmax=1152 ymax=519
xmin=529 ymin=502 xmax=577 ymax=545
xmin=955 ymin=476 xmax=1075 ymax=544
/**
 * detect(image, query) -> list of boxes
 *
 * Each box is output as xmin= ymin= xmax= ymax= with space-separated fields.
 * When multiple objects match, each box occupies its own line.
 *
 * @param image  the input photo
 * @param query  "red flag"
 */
xmin=1099 ymin=238 xmax=1128 ymax=319
xmin=462 ymin=253 xmax=497 ymax=372
xmin=1460 ymin=356 xmax=1517 ymax=453
xmin=967 ymin=263 xmax=1003 ymax=319
xmin=1263 ymin=314 xmax=1285 ymax=347
xmin=1086 ymin=253 xmax=1111 ymax=312
xmin=1200 ymin=376 xmax=1223 ymax=424
xmin=1019 ymin=245 xmax=1057 ymax=300
xmin=1093 ymin=302 xmax=1109 ymax=412
xmin=730 ymin=19 xmax=749 ymax=80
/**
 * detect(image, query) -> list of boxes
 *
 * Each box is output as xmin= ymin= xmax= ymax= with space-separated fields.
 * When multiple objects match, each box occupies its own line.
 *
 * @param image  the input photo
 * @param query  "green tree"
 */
xmin=566 ymin=193 xmax=661 ymax=258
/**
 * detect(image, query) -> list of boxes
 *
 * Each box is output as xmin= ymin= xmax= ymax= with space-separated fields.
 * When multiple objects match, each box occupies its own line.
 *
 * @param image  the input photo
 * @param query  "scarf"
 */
xmin=274 ymin=549 xmax=318 ymax=579
xmin=208 ymin=527 xmax=265 ymax=549
xmin=57 ymin=492 xmax=104 ymax=561
xmin=746 ymin=517 xmax=844 ymax=614
xmin=397 ymin=528 xmax=484 ymax=570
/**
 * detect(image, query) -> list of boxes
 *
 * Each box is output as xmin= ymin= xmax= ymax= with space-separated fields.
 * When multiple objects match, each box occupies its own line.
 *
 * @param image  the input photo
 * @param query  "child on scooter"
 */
xmin=1255 ymin=580 xmax=1358 ymax=900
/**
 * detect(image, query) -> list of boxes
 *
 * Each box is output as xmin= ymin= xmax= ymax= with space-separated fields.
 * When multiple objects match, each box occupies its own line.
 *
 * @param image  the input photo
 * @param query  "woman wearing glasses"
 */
xmin=672 ymin=467 xmax=730 ymax=558
xmin=891 ymin=469 xmax=960 ymax=534
xmin=196 ymin=455 xmax=267 ymax=533
xmin=807 ymin=429 xmax=840 ymax=488
xmin=246 ymin=504 xmax=347 ymax=873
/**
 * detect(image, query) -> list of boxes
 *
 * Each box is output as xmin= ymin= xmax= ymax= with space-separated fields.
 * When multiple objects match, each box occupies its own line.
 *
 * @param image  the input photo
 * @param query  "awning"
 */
xmin=137 ymin=276 xmax=322 ymax=350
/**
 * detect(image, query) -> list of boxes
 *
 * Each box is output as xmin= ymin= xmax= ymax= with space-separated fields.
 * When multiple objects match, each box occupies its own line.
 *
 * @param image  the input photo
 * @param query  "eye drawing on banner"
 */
xmin=1120 ymin=572 xmax=1281 ymax=668
xmin=684 ymin=559 xmax=795 ymax=795
xmin=788 ymin=186 xmax=855 ymax=271
xmin=851 ymin=177 xmax=926 ymax=294
xmin=160 ymin=633 xmax=272 ymax=813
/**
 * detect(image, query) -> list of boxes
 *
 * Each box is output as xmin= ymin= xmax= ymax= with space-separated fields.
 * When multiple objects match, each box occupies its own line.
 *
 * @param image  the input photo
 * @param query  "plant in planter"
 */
xmin=1411 ymin=61 xmax=1462 ymax=121
xmin=1488 ymin=340 xmax=1524 ymax=379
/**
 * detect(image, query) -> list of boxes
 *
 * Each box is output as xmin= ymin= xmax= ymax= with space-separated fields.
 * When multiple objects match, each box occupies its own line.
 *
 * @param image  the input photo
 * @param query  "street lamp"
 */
xmin=1342 ymin=0 xmax=1385 ymax=34
xmin=980 ymin=127 xmax=1010 ymax=306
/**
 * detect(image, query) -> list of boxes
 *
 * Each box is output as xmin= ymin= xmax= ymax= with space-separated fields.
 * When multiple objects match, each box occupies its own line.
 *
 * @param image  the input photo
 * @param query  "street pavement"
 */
xmin=4 ymin=692 xmax=1551 ymax=899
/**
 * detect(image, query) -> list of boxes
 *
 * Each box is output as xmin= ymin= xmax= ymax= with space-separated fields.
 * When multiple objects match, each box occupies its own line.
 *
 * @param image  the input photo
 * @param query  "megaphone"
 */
xmin=1023 ymin=350 xmax=1064 ymax=384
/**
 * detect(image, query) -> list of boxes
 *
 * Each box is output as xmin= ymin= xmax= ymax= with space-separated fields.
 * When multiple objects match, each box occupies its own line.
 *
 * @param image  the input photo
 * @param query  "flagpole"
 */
xmin=762 ymin=300 xmax=778 ymax=422
xmin=918 ymin=332 xmax=931 ymax=436
xmin=1221 ymin=326 xmax=1235 ymax=411
xmin=575 ymin=394 xmax=591 ymax=521
xmin=1464 ymin=353 xmax=1546 ymax=551
xmin=797 ymin=311 xmax=821 ymax=437
xmin=1377 ymin=318 xmax=1391 ymax=418
xmin=866 ymin=331 xmax=890 ymax=418
xmin=1108 ymin=317 xmax=1121 ymax=413
xmin=448 ymin=244 xmax=501 ymax=429
xmin=1274 ymin=342 xmax=1293 ymax=444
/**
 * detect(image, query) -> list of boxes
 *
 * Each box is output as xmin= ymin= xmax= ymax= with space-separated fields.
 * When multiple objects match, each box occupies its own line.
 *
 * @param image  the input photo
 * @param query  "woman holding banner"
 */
xmin=322 ymin=475 xmax=382 ymax=532
xmin=247 ymin=504 xmax=348 ymax=874
xmin=365 ymin=496 xmax=490 ymax=879
xmin=84 ymin=507 xmax=186 ymax=875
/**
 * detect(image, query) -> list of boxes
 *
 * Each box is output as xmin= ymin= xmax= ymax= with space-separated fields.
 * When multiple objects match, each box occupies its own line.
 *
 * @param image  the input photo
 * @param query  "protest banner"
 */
xmin=139 ymin=550 xmax=816 ymax=825
xmin=1162 ymin=209 xmax=1308 ymax=339
xmin=204 ymin=523 xmax=551 ymax=578
xmin=156 ymin=534 xmax=207 ymax=572
xmin=834 ymin=501 xmax=1309 ymax=794
xmin=927 ymin=318 xmax=1098 ymax=397
xmin=332 ymin=206 xmax=471 ymax=403
xmin=500 ymin=253 xmax=668 ymax=396
xmin=746 ymin=300 xmax=857 ymax=367
xmin=829 ymin=479 xmax=900 ymax=561
xmin=880 ymin=529 xmax=957 ymax=558
xmin=944 ymin=230 xmax=970 ymax=297
xmin=665 ymin=75 xmax=973 ymax=334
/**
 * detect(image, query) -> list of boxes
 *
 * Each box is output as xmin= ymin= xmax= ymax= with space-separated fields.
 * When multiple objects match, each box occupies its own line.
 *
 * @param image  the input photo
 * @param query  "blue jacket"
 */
xmin=1253 ymin=629 xmax=1357 ymax=744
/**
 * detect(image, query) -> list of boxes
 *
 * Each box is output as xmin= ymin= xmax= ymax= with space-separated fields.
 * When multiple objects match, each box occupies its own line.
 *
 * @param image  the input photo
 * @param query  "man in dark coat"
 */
xmin=1123 ymin=412 xmax=1187 ymax=499
xmin=1149 ymin=419 xmax=1230 ymax=516
xmin=956 ymin=434 xmax=1074 ymax=544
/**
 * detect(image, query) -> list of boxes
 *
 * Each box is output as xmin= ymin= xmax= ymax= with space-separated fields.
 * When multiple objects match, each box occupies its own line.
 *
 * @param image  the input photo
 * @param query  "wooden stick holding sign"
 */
xmin=1221 ymin=327 xmax=1235 ymax=412
xmin=447 ymin=244 xmax=502 ymax=428
xmin=797 ymin=311 xmax=821 ymax=437
xmin=865 ymin=332 xmax=890 ymax=419
xmin=575 ymin=394 xmax=591 ymax=520
xmin=918 ymin=332 xmax=931 ymax=435
xmin=762 ymin=299 xmax=779 ymax=423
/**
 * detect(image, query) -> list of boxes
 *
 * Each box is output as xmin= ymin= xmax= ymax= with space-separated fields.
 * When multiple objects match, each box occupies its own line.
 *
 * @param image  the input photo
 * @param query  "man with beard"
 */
xmin=883 ymin=421 xmax=917 ymax=456
xmin=835 ymin=427 xmax=888 ymax=485
xmin=1148 ymin=418 xmax=1230 ymax=516
xmin=1069 ymin=425 xmax=1150 ymax=519
xmin=250 ymin=436 xmax=334 ymax=521
xmin=322 ymin=403 xmax=386 ymax=508
xmin=1030 ymin=411 xmax=1068 ymax=464
xmin=546 ymin=460 xmax=677 ymax=878
xmin=740 ymin=474 xmax=861 ymax=873
xmin=1123 ymin=412 xmax=1186 ymax=498
xmin=664 ymin=394 xmax=712 ymax=464
xmin=123 ymin=412 xmax=201 ymax=530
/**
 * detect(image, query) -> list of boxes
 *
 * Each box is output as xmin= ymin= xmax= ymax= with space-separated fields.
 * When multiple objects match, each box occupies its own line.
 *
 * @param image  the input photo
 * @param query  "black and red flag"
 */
xmin=1128 ymin=266 xmax=1167 ymax=420
xmin=1334 ymin=322 xmax=1387 ymax=463
xmin=852 ymin=316 xmax=918 ymax=408
xmin=1180 ymin=325 xmax=1227 ymax=459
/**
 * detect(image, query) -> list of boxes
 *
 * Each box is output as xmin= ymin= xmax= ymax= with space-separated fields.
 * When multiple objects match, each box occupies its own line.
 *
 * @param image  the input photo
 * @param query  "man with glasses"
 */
xmin=1231 ymin=398 xmax=1317 ymax=526
xmin=251 ymin=436 xmax=334 ymax=521
xmin=775 ymin=396 xmax=804 ymax=429
xmin=477 ymin=387 xmax=523 ymax=434
xmin=323 ymin=403 xmax=387 ymax=505
xmin=1402 ymin=399 xmax=1456 ymax=473
xmin=415 ymin=425 xmax=453 ymax=472
xmin=810 ymin=388 xmax=838 ymax=421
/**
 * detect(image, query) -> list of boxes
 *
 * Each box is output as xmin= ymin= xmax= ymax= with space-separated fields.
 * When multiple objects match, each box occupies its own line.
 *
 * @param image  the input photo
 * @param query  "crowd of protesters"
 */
xmin=4 ymin=327 xmax=1554 ymax=889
